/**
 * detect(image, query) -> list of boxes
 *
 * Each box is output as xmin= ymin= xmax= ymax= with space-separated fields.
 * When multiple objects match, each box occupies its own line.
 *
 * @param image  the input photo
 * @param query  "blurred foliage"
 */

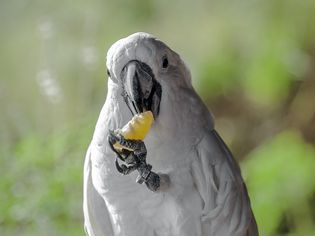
xmin=1 ymin=0 xmax=315 ymax=235
xmin=242 ymin=131 xmax=315 ymax=236
xmin=0 ymin=121 xmax=94 ymax=236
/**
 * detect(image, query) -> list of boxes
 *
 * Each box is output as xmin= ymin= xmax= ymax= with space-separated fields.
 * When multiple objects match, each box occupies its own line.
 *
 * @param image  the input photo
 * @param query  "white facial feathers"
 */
xmin=106 ymin=32 xmax=191 ymax=86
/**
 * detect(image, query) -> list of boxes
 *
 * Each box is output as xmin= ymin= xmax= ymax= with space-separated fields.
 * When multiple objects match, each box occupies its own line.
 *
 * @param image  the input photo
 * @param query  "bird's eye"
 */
xmin=107 ymin=68 xmax=111 ymax=77
xmin=162 ymin=56 xmax=169 ymax=69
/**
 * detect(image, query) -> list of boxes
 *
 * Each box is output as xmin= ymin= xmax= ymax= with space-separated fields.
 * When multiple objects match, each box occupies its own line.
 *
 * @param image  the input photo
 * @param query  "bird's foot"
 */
xmin=136 ymin=164 xmax=170 ymax=192
xmin=136 ymin=163 xmax=159 ymax=191
xmin=108 ymin=130 xmax=147 ymax=162
xmin=108 ymin=131 xmax=170 ymax=192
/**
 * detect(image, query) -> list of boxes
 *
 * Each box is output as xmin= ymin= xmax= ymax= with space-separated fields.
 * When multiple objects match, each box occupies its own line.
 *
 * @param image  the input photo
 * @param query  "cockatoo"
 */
xmin=83 ymin=32 xmax=258 ymax=236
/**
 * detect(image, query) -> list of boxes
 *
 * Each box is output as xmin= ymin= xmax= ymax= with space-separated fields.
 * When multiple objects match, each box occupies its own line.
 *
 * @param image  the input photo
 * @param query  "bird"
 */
xmin=83 ymin=32 xmax=258 ymax=236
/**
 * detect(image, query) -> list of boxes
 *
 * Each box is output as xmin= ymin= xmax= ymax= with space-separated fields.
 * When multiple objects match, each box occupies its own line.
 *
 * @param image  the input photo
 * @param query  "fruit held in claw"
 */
xmin=113 ymin=111 xmax=154 ymax=151
xmin=120 ymin=111 xmax=154 ymax=140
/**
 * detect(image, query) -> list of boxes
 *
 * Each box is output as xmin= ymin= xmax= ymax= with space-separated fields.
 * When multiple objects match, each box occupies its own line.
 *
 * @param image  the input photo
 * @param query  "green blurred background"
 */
xmin=1 ymin=0 xmax=315 ymax=235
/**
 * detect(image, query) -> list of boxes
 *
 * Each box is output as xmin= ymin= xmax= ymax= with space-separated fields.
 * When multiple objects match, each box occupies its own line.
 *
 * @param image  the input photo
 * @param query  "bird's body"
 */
xmin=83 ymin=32 xmax=258 ymax=236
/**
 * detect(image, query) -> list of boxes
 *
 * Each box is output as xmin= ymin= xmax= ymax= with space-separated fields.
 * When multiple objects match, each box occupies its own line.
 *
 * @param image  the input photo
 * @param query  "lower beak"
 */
xmin=121 ymin=60 xmax=161 ymax=118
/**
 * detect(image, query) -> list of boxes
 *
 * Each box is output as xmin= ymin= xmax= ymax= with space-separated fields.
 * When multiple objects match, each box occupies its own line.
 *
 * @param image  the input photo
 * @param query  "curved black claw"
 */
xmin=108 ymin=131 xmax=125 ymax=162
xmin=108 ymin=130 xmax=120 ymax=143
xmin=115 ymin=158 xmax=125 ymax=174
xmin=115 ymin=158 xmax=138 ymax=175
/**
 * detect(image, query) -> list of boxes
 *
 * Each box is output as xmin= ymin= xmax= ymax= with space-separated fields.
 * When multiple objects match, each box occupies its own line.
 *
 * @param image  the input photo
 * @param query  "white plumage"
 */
xmin=83 ymin=32 xmax=258 ymax=236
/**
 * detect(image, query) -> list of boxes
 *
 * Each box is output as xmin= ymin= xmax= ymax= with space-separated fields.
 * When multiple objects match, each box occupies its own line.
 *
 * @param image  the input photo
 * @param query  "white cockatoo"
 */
xmin=83 ymin=32 xmax=258 ymax=236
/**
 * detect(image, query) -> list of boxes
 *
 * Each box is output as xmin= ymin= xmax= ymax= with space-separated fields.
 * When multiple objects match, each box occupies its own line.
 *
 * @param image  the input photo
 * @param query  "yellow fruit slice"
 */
xmin=113 ymin=111 xmax=154 ymax=151
xmin=120 ymin=111 xmax=154 ymax=140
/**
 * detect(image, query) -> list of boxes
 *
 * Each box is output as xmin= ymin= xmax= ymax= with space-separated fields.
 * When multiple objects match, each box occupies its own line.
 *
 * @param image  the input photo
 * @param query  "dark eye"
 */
xmin=162 ymin=57 xmax=169 ymax=69
xmin=106 ymin=68 xmax=111 ymax=77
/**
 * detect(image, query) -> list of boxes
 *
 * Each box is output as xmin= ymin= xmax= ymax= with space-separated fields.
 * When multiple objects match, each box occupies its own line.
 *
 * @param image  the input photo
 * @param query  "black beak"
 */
xmin=121 ymin=60 xmax=162 ymax=118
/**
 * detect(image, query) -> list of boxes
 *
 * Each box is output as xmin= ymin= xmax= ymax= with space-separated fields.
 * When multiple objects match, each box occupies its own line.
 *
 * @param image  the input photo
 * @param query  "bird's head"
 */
xmin=106 ymin=32 xmax=192 ymax=121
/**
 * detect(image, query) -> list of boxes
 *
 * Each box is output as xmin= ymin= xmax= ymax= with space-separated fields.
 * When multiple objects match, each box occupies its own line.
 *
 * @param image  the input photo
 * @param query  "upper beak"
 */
xmin=121 ymin=60 xmax=161 ymax=118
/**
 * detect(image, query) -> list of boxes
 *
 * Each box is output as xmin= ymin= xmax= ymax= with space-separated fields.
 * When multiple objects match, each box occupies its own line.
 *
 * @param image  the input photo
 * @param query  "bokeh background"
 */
xmin=1 ymin=0 xmax=315 ymax=235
